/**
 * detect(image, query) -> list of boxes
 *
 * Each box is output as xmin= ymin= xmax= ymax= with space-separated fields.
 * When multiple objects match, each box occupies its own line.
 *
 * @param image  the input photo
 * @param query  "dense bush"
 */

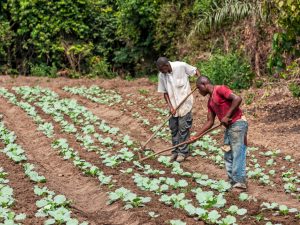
xmin=0 ymin=0 xmax=298 ymax=83
xmin=88 ymin=56 xmax=116 ymax=79
xmin=30 ymin=63 xmax=57 ymax=78
xmin=197 ymin=53 xmax=254 ymax=89
xmin=289 ymin=82 xmax=300 ymax=98
xmin=268 ymin=0 xmax=300 ymax=73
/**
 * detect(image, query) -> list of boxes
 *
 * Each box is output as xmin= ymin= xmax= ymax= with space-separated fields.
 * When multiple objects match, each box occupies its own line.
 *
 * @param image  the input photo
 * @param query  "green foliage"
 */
xmin=274 ymin=0 xmax=300 ymax=35
xmin=153 ymin=3 xmax=180 ymax=56
xmin=0 ymin=0 xmax=296 ymax=83
xmin=116 ymin=0 xmax=159 ymax=44
xmin=289 ymin=82 xmax=300 ymax=98
xmin=154 ymin=1 xmax=198 ymax=57
xmin=148 ymin=74 xmax=158 ymax=83
xmin=88 ymin=56 xmax=116 ymax=79
xmin=245 ymin=93 xmax=255 ymax=105
xmin=138 ymin=89 xmax=149 ymax=95
xmin=268 ymin=0 xmax=300 ymax=73
xmin=0 ymin=0 xmax=123 ymax=75
xmin=63 ymin=42 xmax=94 ymax=73
xmin=0 ymin=20 xmax=14 ymax=60
xmin=30 ymin=63 xmax=57 ymax=78
xmin=192 ymin=0 xmax=214 ymax=14
xmin=190 ymin=0 xmax=264 ymax=36
xmin=7 ymin=0 xmax=90 ymax=59
xmin=197 ymin=53 xmax=254 ymax=89
xmin=279 ymin=60 xmax=300 ymax=80
xmin=68 ymin=70 xmax=81 ymax=79
xmin=254 ymin=79 xmax=264 ymax=88
xmin=114 ymin=0 xmax=160 ymax=72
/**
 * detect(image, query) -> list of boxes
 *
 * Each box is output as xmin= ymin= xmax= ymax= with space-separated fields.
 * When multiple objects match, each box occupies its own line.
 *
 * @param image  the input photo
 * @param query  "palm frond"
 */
xmin=189 ymin=0 xmax=264 ymax=37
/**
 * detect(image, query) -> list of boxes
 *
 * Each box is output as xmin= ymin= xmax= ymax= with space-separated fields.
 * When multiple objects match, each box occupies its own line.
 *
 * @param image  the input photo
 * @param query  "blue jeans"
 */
xmin=169 ymin=111 xmax=193 ymax=157
xmin=224 ymin=120 xmax=248 ymax=184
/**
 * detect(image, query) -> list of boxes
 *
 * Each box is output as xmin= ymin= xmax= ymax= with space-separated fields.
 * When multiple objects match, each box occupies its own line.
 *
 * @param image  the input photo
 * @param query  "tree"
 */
xmin=267 ymin=0 xmax=300 ymax=73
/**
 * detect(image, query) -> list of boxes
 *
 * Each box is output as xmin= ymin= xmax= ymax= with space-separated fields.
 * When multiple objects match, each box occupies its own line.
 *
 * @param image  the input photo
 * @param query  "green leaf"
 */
xmin=44 ymin=218 xmax=56 ymax=225
xmin=15 ymin=213 xmax=26 ymax=221
xmin=278 ymin=1 xmax=284 ymax=7
xmin=238 ymin=193 xmax=249 ymax=201
xmin=36 ymin=199 xmax=48 ymax=208
xmin=54 ymin=195 xmax=67 ymax=204
xmin=237 ymin=208 xmax=247 ymax=216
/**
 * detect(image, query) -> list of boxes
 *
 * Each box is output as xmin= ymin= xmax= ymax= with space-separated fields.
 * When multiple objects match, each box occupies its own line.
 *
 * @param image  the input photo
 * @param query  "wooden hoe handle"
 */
xmin=139 ymin=123 xmax=222 ymax=162
xmin=140 ymin=87 xmax=197 ymax=151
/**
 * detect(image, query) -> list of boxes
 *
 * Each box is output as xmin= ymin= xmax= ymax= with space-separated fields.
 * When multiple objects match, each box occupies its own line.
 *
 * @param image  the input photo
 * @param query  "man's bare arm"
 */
xmin=221 ymin=93 xmax=242 ymax=125
xmin=163 ymin=93 xmax=176 ymax=115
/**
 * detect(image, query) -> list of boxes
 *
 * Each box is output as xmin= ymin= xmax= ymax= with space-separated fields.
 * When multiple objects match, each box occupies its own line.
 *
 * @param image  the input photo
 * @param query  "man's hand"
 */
xmin=221 ymin=116 xmax=231 ymax=126
xmin=170 ymin=107 xmax=176 ymax=116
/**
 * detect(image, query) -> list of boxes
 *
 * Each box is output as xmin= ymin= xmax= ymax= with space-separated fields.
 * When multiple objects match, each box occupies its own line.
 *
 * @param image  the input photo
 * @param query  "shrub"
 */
xmin=289 ymin=82 xmax=300 ymax=98
xmin=197 ymin=53 xmax=254 ymax=90
xmin=148 ymin=74 xmax=158 ymax=83
xmin=89 ymin=56 xmax=116 ymax=79
xmin=68 ymin=70 xmax=81 ymax=79
xmin=30 ymin=63 xmax=57 ymax=78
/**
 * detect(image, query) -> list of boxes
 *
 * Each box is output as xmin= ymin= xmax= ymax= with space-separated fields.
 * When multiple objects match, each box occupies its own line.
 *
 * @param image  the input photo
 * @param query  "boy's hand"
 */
xmin=221 ymin=116 xmax=231 ymax=126
xmin=189 ymin=136 xmax=198 ymax=142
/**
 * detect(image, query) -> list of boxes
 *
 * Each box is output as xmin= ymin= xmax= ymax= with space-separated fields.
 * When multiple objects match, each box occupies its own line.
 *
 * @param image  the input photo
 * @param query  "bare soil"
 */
xmin=0 ymin=75 xmax=299 ymax=225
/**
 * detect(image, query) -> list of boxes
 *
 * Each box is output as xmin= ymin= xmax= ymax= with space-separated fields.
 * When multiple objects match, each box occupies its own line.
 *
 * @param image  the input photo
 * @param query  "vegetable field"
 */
xmin=0 ymin=76 xmax=299 ymax=225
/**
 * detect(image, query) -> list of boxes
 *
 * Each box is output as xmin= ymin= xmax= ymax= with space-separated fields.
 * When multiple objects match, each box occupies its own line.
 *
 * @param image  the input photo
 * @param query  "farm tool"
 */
xmin=137 ymin=87 xmax=197 ymax=160
xmin=139 ymin=123 xmax=222 ymax=162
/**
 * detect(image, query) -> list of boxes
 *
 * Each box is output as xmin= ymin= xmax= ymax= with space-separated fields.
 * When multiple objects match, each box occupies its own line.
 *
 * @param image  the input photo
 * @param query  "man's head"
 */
xmin=196 ymin=76 xmax=212 ymax=96
xmin=156 ymin=57 xmax=171 ymax=74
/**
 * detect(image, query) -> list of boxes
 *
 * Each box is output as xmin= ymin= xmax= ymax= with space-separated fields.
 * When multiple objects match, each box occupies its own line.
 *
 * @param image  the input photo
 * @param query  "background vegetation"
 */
xmin=0 ymin=0 xmax=299 ymax=90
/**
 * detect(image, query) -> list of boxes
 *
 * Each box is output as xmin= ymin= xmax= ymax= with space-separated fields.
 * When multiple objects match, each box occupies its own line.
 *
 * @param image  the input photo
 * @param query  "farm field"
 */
xmin=0 ymin=76 xmax=299 ymax=225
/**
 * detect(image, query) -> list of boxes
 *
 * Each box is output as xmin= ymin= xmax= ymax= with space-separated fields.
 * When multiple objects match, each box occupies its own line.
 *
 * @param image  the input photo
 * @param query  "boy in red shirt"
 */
xmin=190 ymin=76 xmax=248 ymax=190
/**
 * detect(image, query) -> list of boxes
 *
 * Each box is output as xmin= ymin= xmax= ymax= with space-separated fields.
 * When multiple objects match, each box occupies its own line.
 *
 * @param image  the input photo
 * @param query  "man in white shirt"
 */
xmin=157 ymin=57 xmax=200 ymax=162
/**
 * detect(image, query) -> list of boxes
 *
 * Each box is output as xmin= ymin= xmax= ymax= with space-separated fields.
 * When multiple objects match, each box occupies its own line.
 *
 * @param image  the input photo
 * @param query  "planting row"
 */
xmin=0 ymin=121 xmax=89 ymax=225
xmin=63 ymin=85 xmax=300 ymax=201
xmin=1 ymin=86 xmax=299 ymax=224
xmin=0 ymin=167 xmax=26 ymax=224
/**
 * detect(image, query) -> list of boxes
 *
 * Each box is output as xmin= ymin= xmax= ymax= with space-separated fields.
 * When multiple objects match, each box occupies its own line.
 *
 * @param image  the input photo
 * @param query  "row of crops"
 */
xmin=64 ymin=85 xmax=300 ymax=200
xmin=0 ymin=121 xmax=89 ymax=225
xmin=0 ymin=85 xmax=299 ymax=225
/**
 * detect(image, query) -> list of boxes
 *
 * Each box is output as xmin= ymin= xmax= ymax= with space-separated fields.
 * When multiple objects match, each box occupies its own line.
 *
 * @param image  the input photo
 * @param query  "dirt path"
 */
xmin=0 ymin=97 xmax=139 ymax=225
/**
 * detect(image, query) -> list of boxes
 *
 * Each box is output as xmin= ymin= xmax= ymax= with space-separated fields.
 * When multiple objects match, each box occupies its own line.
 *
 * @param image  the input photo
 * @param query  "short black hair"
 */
xmin=196 ymin=76 xmax=211 ymax=86
xmin=156 ymin=57 xmax=169 ymax=68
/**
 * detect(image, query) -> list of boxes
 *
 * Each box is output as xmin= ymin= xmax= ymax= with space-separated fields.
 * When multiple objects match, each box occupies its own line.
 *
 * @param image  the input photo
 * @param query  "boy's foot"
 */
xmin=170 ymin=154 xmax=178 ymax=162
xmin=232 ymin=182 xmax=247 ymax=190
xmin=176 ymin=155 xmax=186 ymax=163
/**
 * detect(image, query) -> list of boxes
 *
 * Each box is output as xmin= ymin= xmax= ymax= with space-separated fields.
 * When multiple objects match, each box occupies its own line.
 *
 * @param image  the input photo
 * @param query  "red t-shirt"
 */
xmin=208 ymin=85 xmax=242 ymax=124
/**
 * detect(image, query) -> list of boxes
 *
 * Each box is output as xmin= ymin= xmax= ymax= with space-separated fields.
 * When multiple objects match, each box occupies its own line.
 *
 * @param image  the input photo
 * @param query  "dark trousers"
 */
xmin=169 ymin=111 xmax=193 ymax=156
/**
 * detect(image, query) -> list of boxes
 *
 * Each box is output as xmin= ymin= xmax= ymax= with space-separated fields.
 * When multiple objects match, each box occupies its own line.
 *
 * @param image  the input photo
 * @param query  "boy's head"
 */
xmin=196 ymin=76 xmax=212 ymax=96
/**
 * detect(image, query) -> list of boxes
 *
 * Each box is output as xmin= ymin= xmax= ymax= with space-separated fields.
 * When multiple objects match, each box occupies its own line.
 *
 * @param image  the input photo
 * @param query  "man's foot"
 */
xmin=176 ymin=155 xmax=186 ymax=163
xmin=170 ymin=154 xmax=178 ymax=162
xmin=232 ymin=182 xmax=247 ymax=190
xmin=227 ymin=178 xmax=235 ymax=186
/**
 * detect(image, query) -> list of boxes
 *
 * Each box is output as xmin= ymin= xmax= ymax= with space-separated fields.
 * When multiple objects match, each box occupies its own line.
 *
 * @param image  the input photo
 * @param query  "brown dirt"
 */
xmin=50 ymin=80 xmax=300 ymax=209
xmin=0 ymin=150 xmax=44 ymax=224
xmin=0 ymin=75 xmax=299 ymax=224
xmin=0 ymin=97 xmax=138 ymax=225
